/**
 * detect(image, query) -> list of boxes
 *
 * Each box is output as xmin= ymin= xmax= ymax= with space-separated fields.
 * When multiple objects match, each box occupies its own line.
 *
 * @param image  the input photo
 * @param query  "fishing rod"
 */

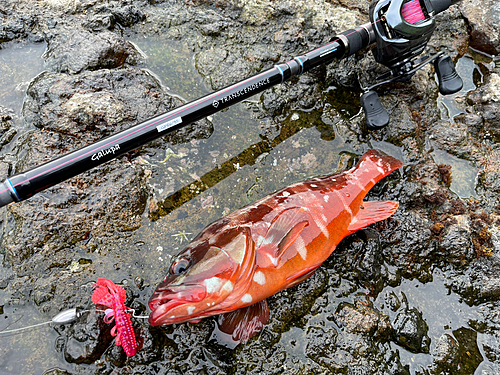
xmin=0 ymin=0 xmax=462 ymax=208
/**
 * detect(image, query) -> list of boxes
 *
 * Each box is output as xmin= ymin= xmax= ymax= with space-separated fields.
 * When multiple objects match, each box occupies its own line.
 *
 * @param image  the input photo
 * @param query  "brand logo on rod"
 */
xmin=212 ymin=77 xmax=270 ymax=108
xmin=91 ymin=144 xmax=121 ymax=161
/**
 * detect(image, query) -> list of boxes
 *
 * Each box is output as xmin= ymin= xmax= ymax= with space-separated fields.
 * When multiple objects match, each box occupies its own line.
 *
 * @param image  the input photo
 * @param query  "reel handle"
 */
xmin=434 ymin=54 xmax=463 ymax=95
xmin=361 ymin=91 xmax=390 ymax=130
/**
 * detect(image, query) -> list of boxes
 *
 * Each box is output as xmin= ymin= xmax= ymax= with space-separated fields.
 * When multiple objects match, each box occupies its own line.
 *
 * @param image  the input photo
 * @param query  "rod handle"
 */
xmin=338 ymin=23 xmax=375 ymax=58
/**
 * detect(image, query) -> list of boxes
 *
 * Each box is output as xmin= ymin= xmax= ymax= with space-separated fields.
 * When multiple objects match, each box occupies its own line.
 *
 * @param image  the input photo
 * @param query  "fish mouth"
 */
xmin=148 ymin=284 xmax=207 ymax=326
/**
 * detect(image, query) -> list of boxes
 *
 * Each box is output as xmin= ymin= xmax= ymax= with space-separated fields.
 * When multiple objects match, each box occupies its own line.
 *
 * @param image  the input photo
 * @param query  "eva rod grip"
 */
xmin=338 ymin=23 xmax=375 ymax=58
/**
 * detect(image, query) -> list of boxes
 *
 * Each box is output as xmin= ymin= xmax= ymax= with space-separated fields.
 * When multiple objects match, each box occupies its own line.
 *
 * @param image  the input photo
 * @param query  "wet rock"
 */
xmin=60 ymin=309 xmax=114 ymax=364
xmin=437 ymin=215 xmax=475 ymax=265
xmin=399 ymin=162 xmax=449 ymax=209
xmin=382 ymin=87 xmax=435 ymax=144
xmin=430 ymin=8 xmax=469 ymax=59
xmin=305 ymin=324 xmax=409 ymax=375
xmin=195 ymin=10 xmax=231 ymax=37
xmin=378 ymin=209 xmax=435 ymax=280
xmin=42 ymin=369 xmax=73 ymax=375
xmin=468 ymin=72 xmax=500 ymax=144
xmin=2 ymin=66 xmax=212 ymax=265
xmin=2 ymin=156 xmax=148 ymax=265
xmin=429 ymin=120 xmax=474 ymax=159
xmin=0 ymin=106 xmax=16 ymax=150
xmin=0 ymin=12 xmax=37 ymax=43
xmin=447 ymin=327 xmax=483 ymax=374
xmin=392 ymin=305 xmax=430 ymax=353
xmin=430 ymin=333 xmax=461 ymax=373
xmin=447 ymin=255 xmax=500 ymax=305
xmin=460 ymin=0 xmax=500 ymax=55
xmin=155 ymin=320 xmax=233 ymax=374
xmin=43 ymin=29 xmax=136 ymax=74
xmin=85 ymin=2 xmax=146 ymax=31
xmin=268 ymin=267 xmax=329 ymax=332
xmin=334 ymin=302 xmax=392 ymax=339
xmin=22 ymin=68 xmax=212 ymax=152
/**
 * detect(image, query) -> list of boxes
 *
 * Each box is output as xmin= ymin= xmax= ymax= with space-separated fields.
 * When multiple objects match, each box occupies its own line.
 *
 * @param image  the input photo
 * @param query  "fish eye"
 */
xmin=170 ymin=257 xmax=192 ymax=275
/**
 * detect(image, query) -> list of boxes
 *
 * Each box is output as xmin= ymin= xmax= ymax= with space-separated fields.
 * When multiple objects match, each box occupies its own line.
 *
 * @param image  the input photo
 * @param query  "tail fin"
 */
xmin=352 ymin=149 xmax=402 ymax=188
xmin=345 ymin=150 xmax=402 ymax=232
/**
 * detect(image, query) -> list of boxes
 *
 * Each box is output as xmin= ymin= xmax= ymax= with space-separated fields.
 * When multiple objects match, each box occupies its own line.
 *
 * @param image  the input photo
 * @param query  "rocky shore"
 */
xmin=1 ymin=0 xmax=500 ymax=374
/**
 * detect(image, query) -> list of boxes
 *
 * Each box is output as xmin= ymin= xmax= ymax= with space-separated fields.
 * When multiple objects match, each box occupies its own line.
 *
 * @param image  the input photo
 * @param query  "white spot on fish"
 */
xmin=324 ymin=195 xmax=329 ymax=203
xmin=334 ymin=190 xmax=353 ymax=217
xmin=295 ymin=236 xmax=307 ymax=260
xmin=241 ymin=294 xmax=253 ymax=303
xmin=310 ymin=184 xmax=317 ymax=188
xmin=205 ymin=277 xmax=223 ymax=293
xmin=187 ymin=306 xmax=195 ymax=315
xmin=352 ymin=177 xmax=365 ymax=191
xmin=222 ymin=281 xmax=234 ymax=293
xmin=266 ymin=254 xmax=279 ymax=267
xmin=314 ymin=215 xmax=329 ymax=239
xmin=253 ymin=271 xmax=266 ymax=285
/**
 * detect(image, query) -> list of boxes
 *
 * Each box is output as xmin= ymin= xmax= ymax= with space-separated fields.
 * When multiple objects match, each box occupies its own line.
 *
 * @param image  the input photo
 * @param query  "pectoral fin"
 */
xmin=216 ymin=299 xmax=270 ymax=347
xmin=347 ymin=200 xmax=399 ymax=232
xmin=258 ymin=207 xmax=309 ymax=267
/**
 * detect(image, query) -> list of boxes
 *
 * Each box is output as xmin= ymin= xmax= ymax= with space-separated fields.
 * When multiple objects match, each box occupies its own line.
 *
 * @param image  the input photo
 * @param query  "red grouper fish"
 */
xmin=149 ymin=149 xmax=402 ymax=344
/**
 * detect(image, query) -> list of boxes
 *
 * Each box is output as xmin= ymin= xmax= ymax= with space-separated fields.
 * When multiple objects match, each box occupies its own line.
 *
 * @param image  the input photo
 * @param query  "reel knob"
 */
xmin=434 ymin=54 xmax=463 ymax=95
xmin=361 ymin=90 xmax=390 ymax=130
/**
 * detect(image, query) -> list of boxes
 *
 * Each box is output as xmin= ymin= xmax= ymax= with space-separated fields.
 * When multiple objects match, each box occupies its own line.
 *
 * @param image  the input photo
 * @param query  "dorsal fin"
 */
xmin=347 ymin=200 xmax=399 ymax=232
xmin=257 ymin=207 xmax=309 ymax=267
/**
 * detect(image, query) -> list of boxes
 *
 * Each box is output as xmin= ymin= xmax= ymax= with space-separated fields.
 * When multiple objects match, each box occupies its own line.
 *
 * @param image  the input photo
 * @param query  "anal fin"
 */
xmin=347 ymin=200 xmax=399 ymax=232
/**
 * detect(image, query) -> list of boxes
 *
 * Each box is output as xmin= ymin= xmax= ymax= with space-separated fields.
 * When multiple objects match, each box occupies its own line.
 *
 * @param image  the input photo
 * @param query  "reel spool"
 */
xmin=361 ymin=0 xmax=463 ymax=130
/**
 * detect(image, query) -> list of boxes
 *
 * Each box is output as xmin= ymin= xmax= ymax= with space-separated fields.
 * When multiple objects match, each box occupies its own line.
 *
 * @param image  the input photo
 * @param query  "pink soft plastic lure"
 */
xmin=92 ymin=278 xmax=138 ymax=357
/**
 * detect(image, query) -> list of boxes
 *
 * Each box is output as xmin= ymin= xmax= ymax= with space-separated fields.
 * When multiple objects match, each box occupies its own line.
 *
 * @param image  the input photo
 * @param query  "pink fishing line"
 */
xmin=402 ymin=0 xmax=426 ymax=24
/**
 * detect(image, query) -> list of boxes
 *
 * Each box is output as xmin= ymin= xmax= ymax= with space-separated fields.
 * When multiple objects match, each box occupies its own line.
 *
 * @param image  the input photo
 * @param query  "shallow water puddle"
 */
xmin=0 ymin=294 xmax=65 ymax=374
xmin=431 ymin=146 xmax=478 ymax=198
xmin=437 ymin=54 xmax=481 ymax=120
xmin=374 ymin=270 xmax=491 ymax=374
xmin=0 ymin=42 xmax=46 ymax=114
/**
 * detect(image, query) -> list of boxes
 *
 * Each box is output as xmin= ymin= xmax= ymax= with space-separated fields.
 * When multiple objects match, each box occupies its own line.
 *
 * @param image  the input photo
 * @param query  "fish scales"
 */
xmin=149 ymin=150 xmax=402 ymax=344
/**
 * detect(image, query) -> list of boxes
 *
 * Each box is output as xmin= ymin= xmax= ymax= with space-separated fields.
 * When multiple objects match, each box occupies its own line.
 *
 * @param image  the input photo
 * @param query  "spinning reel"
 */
xmin=361 ymin=0 xmax=463 ymax=130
